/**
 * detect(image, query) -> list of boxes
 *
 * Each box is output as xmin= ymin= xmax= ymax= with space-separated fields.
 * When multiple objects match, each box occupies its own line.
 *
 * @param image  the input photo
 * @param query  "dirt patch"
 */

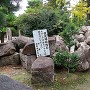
xmin=0 ymin=65 xmax=23 ymax=76
xmin=0 ymin=65 xmax=31 ymax=85
xmin=0 ymin=65 xmax=90 ymax=90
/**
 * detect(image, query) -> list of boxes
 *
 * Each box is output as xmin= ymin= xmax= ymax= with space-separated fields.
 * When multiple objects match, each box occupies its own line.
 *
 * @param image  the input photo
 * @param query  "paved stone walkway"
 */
xmin=0 ymin=75 xmax=32 ymax=90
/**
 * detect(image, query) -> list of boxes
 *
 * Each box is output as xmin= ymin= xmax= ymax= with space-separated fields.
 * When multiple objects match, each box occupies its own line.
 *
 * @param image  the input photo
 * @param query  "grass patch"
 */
xmin=11 ymin=70 xmax=32 ymax=86
xmin=0 ymin=66 xmax=90 ymax=90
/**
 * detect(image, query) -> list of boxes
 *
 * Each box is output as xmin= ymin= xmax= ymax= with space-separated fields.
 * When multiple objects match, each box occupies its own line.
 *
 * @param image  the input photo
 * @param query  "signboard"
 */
xmin=33 ymin=29 xmax=50 ymax=57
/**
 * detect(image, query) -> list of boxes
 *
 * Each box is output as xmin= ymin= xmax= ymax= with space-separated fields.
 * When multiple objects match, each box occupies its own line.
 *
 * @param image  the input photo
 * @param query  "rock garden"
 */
xmin=1 ymin=0 xmax=90 ymax=90
xmin=0 ymin=26 xmax=90 ymax=90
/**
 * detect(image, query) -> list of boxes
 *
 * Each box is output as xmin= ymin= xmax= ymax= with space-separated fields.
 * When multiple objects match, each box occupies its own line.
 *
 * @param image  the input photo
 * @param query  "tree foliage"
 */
xmin=15 ymin=8 xmax=58 ymax=36
xmin=15 ymin=0 xmax=84 ymax=49
xmin=0 ymin=0 xmax=21 ymax=28
xmin=71 ymin=0 xmax=90 ymax=25
xmin=47 ymin=0 xmax=57 ymax=8
xmin=0 ymin=0 xmax=21 ymax=42
xmin=71 ymin=0 xmax=86 ymax=25
xmin=27 ymin=0 xmax=43 ymax=8
xmin=0 ymin=0 xmax=21 ymax=13
xmin=47 ymin=0 xmax=69 ymax=9
xmin=0 ymin=11 xmax=6 ymax=29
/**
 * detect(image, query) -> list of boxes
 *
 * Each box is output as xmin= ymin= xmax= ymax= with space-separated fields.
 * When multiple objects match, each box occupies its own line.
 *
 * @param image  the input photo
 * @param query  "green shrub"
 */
xmin=15 ymin=8 xmax=58 ymax=37
xmin=59 ymin=16 xmax=80 ymax=50
xmin=54 ymin=50 xmax=80 ymax=72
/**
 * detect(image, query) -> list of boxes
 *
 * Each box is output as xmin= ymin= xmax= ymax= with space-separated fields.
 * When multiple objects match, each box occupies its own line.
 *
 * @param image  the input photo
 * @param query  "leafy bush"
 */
xmin=54 ymin=50 xmax=80 ymax=72
xmin=58 ymin=11 xmax=80 ymax=49
xmin=15 ymin=8 xmax=58 ymax=37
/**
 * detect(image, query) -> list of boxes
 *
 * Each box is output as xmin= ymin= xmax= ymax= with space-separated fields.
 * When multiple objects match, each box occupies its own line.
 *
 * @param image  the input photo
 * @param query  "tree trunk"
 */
xmin=86 ymin=14 xmax=90 ymax=25
xmin=1 ymin=33 xmax=4 ymax=43
xmin=86 ymin=0 xmax=90 ymax=25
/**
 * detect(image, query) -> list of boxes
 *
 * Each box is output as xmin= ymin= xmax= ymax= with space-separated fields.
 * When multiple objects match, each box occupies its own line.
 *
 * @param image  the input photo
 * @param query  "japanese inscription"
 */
xmin=33 ymin=29 xmax=50 ymax=57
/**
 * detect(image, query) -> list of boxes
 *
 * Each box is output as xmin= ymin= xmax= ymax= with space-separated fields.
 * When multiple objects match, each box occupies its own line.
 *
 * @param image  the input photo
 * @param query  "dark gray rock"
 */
xmin=0 ymin=75 xmax=33 ymax=90
xmin=0 ymin=42 xmax=16 ymax=57
xmin=75 ymin=42 xmax=90 ymax=71
xmin=12 ymin=36 xmax=33 ymax=49
xmin=22 ymin=42 xmax=36 ymax=55
xmin=0 ymin=53 xmax=20 ymax=66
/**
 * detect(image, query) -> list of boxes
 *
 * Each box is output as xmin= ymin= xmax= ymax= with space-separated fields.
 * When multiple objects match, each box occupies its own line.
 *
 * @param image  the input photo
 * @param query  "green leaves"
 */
xmin=54 ymin=50 xmax=80 ymax=72
xmin=0 ymin=11 xmax=6 ymax=29
xmin=0 ymin=0 xmax=21 ymax=13
xmin=6 ymin=14 xmax=16 ymax=26
xmin=15 ymin=8 xmax=58 ymax=36
xmin=56 ymin=0 xmax=66 ymax=9
xmin=28 ymin=0 xmax=43 ymax=8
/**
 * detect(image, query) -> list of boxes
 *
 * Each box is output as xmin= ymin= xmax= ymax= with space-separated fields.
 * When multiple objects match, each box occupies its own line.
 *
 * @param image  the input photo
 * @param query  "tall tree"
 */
xmin=0 ymin=0 xmax=21 ymax=13
xmin=27 ymin=0 xmax=43 ymax=8
xmin=47 ymin=0 xmax=70 ymax=9
xmin=86 ymin=0 xmax=90 ymax=25
xmin=47 ymin=0 xmax=57 ymax=8
xmin=0 ymin=0 xmax=21 ymax=43
xmin=72 ymin=0 xmax=90 ymax=25
xmin=0 ymin=11 xmax=6 ymax=43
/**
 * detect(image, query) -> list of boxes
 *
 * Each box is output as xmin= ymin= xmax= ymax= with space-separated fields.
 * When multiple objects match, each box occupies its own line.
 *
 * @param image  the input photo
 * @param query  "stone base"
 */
xmin=20 ymin=53 xmax=36 ymax=71
xmin=31 ymin=57 xmax=54 ymax=84
xmin=31 ymin=71 xmax=54 ymax=84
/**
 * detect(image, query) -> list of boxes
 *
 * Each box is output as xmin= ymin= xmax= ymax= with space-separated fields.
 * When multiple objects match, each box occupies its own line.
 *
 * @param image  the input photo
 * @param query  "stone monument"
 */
xmin=6 ymin=27 xmax=12 ymax=41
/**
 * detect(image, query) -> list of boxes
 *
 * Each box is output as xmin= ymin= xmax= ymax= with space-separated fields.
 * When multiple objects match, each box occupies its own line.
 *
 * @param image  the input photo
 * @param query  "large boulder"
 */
xmin=12 ymin=36 xmax=33 ymax=49
xmin=75 ymin=42 xmax=90 ymax=71
xmin=85 ymin=36 xmax=90 ymax=45
xmin=83 ymin=26 xmax=90 ymax=37
xmin=0 ymin=75 xmax=33 ymax=90
xmin=77 ymin=61 xmax=89 ymax=71
xmin=0 ymin=53 xmax=20 ymax=66
xmin=22 ymin=42 xmax=36 ymax=55
xmin=81 ymin=26 xmax=88 ymax=33
xmin=85 ymin=31 xmax=90 ymax=38
xmin=55 ymin=35 xmax=69 ymax=51
xmin=74 ymin=34 xmax=86 ymax=42
xmin=22 ymin=36 xmax=56 ymax=56
xmin=48 ymin=37 xmax=56 ymax=56
xmin=31 ymin=56 xmax=54 ymax=84
xmin=20 ymin=51 xmax=36 ymax=71
xmin=0 ymin=42 xmax=16 ymax=57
